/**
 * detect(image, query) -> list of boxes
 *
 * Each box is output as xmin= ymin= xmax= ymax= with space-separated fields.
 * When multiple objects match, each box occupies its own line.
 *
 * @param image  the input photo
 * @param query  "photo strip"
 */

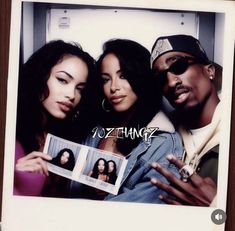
xmin=1 ymin=0 xmax=235 ymax=231
xmin=44 ymin=134 xmax=127 ymax=195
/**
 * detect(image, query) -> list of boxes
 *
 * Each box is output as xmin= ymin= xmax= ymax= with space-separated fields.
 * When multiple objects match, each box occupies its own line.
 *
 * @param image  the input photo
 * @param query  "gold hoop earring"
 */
xmin=102 ymin=99 xmax=111 ymax=112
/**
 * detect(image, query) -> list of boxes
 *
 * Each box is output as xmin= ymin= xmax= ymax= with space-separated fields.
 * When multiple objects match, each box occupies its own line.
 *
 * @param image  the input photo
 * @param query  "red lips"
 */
xmin=110 ymin=95 xmax=126 ymax=104
xmin=110 ymin=95 xmax=125 ymax=100
xmin=57 ymin=101 xmax=73 ymax=112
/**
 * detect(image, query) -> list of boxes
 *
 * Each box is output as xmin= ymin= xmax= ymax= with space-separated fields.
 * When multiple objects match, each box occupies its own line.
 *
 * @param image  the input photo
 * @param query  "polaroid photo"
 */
xmin=43 ymin=133 xmax=127 ymax=195
xmin=1 ymin=0 xmax=235 ymax=231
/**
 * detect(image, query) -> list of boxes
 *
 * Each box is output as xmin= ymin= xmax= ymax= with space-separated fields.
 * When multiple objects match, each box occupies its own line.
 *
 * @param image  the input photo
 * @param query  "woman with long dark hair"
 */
xmin=45 ymin=148 xmax=76 ymax=197
xmin=14 ymin=40 xmax=96 ymax=196
xmin=70 ymin=39 xmax=183 ymax=203
xmin=85 ymin=158 xmax=109 ymax=200
xmin=50 ymin=148 xmax=75 ymax=171
xmin=107 ymin=160 xmax=117 ymax=185
xmin=88 ymin=158 xmax=109 ymax=180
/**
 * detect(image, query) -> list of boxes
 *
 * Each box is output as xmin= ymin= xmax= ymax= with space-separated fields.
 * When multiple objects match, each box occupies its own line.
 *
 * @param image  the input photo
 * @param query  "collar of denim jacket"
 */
xmin=147 ymin=110 xmax=175 ymax=133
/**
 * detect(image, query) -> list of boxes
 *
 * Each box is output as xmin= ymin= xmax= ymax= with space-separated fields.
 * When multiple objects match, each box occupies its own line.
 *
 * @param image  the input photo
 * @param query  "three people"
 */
xmin=14 ymin=40 xmax=96 ymax=196
xmin=14 ymin=35 xmax=221 ymax=206
xmin=70 ymin=39 xmax=183 ymax=203
xmin=150 ymin=34 xmax=220 ymax=206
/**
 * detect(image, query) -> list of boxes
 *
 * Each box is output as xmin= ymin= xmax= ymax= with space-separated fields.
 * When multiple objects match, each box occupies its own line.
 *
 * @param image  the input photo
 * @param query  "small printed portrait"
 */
xmin=107 ymin=160 xmax=117 ymax=185
xmin=50 ymin=148 xmax=75 ymax=171
xmin=82 ymin=149 xmax=124 ymax=186
xmin=88 ymin=158 xmax=109 ymax=182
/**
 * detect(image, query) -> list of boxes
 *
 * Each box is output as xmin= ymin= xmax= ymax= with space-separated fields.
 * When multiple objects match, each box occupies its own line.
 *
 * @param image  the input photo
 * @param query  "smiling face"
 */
xmin=42 ymin=55 xmax=88 ymax=119
xmin=152 ymin=51 xmax=216 ymax=111
xmin=100 ymin=53 xmax=138 ymax=113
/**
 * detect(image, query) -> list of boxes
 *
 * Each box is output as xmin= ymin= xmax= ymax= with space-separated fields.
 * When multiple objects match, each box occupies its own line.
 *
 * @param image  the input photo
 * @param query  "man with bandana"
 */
xmin=150 ymin=34 xmax=221 ymax=206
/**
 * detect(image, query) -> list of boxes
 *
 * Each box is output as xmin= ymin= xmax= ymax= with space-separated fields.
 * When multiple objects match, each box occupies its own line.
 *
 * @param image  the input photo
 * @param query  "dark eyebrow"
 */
xmin=101 ymin=69 xmax=122 ymax=77
xmin=101 ymin=73 xmax=110 ymax=77
xmin=77 ymin=82 xmax=87 ymax=86
xmin=57 ymin=71 xmax=74 ymax=79
xmin=57 ymin=71 xmax=87 ymax=86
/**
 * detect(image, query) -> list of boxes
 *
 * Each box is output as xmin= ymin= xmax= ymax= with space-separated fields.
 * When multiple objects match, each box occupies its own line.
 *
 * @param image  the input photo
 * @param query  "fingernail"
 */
xmin=166 ymin=154 xmax=174 ymax=160
xmin=151 ymin=178 xmax=158 ymax=184
xmin=151 ymin=162 xmax=161 ymax=169
xmin=151 ymin=162 xmax=157 ymax=168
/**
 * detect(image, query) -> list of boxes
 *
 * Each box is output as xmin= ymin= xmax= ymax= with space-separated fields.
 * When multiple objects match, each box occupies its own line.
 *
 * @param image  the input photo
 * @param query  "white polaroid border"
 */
xmin=2 ymin=0 xmax=235 ymax=231
xmin=43 ymin=134 xmax=127 ymax=195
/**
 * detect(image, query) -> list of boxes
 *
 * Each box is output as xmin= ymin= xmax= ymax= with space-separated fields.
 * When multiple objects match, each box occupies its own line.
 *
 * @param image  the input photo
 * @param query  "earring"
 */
xmin=209 ymin=76 xmax=214 ymax=80
xmin=72 ymin=109 xmax=80 ymax=121
xmin=102 ymin=99 xmax=111 ymax=112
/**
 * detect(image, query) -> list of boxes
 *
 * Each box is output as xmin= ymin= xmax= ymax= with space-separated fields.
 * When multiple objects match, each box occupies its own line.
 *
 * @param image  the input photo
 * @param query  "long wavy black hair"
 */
xmin=90 ymin=158 xmax=109 ymax=179
xmin=96 ymin=39 xmax=162 ymax=155
xmin=50 ymin=148 xmax=75 ymax=171
xmin=16 ymin=40 xmax=97 ymax=153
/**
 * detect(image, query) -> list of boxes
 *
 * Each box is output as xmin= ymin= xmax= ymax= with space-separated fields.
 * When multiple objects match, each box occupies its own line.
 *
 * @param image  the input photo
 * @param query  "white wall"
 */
xmin=214 ymin=13 xmax=225 ymax=66
xmin=22 ymin=2 xmax=34 ymax=63
xmin=47 ymin=8 xmax=198 ymax=59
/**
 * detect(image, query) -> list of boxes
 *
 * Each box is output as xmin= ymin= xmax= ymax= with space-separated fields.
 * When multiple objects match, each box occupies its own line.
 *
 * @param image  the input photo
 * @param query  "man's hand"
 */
xmin=151 ymin=154 xmax=217 ymax=206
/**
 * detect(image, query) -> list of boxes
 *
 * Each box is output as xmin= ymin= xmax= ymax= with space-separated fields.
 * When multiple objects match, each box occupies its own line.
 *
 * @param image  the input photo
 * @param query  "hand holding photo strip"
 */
xmin=1 ymin=0 xmax=235 ymax=231
xmin=43 ymin=134 xmax=127 ymax=195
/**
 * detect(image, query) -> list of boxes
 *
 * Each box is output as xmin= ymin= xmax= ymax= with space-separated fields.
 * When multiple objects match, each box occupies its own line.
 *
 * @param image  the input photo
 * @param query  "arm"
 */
xmin=151 ymin=154 xmax=217 ymax=206
xmin=105 ymin=133 xmax=183 ymax=203
xmin=105 ymin=166 xmax=178 ymax=203
xmin=14 ymin=141 xmax=52 ymax=196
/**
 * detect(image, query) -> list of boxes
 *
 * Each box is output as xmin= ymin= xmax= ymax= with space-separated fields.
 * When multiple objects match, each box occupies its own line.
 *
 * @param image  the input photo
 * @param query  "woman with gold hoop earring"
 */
xmin=102 ymin=98 xmax=111 ymax=113
xmin=70 ymin=39 xmax=183 ymax=203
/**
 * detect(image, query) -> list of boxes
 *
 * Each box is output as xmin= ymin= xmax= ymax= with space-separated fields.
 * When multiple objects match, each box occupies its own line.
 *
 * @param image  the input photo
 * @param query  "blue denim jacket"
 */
xmin=70 ymin=112 xmax=183 ymax=203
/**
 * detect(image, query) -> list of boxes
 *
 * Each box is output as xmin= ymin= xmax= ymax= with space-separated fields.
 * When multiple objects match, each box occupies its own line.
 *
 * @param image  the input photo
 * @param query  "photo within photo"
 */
xmin=2 ymin=0 xmax=235 ymax=231
xmin=44 ymin=134 xmax=128 ymax=195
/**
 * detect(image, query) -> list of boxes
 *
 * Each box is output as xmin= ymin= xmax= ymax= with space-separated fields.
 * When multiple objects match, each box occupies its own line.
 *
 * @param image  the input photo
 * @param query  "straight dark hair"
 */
xmin=96 ymin=39 xmax=162 ymax=155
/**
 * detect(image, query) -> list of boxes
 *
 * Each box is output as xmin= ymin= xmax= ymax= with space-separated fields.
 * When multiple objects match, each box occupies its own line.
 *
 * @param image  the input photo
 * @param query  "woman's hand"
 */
xmin=16 ymin=152 xmax=52 ymax=176
xmin=151 ymin=154 xmax=217 ymax=206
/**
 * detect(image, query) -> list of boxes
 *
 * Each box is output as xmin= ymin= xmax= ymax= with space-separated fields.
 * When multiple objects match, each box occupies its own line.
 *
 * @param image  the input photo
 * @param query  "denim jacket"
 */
xmin=70 ymin=111 xmax=183 ymax=203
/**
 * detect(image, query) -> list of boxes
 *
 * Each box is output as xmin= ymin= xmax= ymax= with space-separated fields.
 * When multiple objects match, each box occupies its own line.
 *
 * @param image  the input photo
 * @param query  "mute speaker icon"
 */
xmin=211 ymin=209 xmax=226 ymax=225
